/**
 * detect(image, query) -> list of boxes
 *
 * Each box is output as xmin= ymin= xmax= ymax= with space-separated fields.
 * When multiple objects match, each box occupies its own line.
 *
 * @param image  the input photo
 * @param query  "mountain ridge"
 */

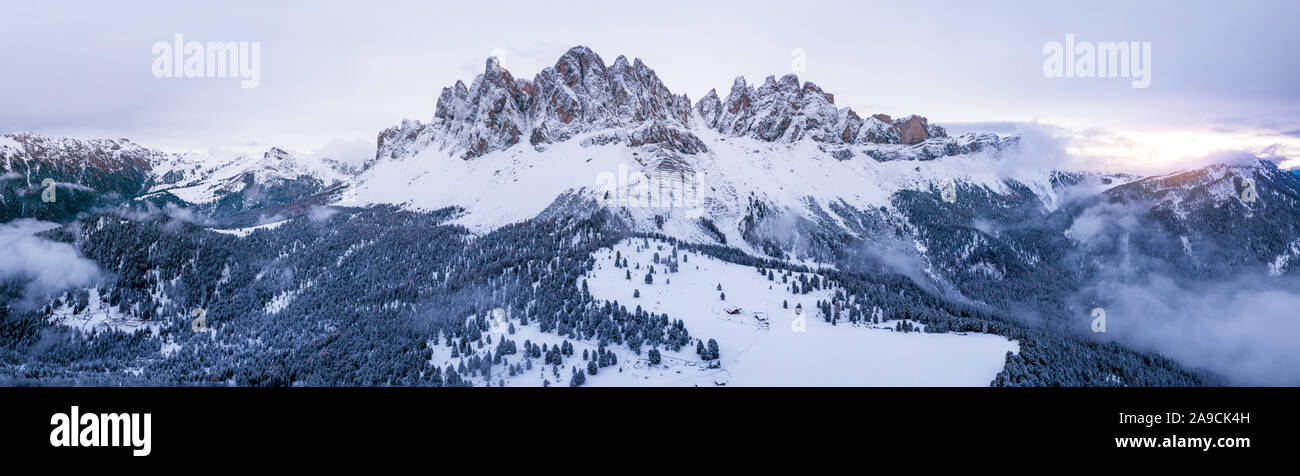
xmin=373 ymin=45 xmax=991 ymax=164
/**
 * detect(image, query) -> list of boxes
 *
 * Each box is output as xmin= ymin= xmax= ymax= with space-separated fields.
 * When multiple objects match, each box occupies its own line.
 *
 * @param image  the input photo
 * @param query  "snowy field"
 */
xmin=207 ymin=219 xmax=290 ymax=237
xmin=435 ymin=238 xmax=1018 ymax=387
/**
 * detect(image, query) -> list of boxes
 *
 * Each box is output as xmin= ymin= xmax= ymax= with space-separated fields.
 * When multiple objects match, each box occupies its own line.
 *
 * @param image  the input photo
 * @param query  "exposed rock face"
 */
xmin=892 ymin=115 xmax=932 ymax=145
xmin=703 ymin=74 xmax=842 ymax=143
xmin=693 ymin=74 xmax=953 ymax=147
xmin=376 ymin=45 xmax=978 ymax=162
xmin=378 ymin=46 xmax=697 ymax=161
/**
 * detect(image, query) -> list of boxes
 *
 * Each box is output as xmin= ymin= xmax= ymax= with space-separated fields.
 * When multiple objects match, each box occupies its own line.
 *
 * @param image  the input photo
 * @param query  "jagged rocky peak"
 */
xmin=373 ymin=46 xmax=973 ymax=163
xmin=377 ymin=45 xmax=696 ymax=162
xmin=702 ymin=73 xmax=840 ymax=143
xmin=530 ymin=47 xmax=692 ymax=142
xmin=695 ymin=73 xmax=946 ymax=146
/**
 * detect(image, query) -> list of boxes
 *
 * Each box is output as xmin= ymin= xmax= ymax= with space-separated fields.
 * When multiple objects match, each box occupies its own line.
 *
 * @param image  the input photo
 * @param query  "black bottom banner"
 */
xmin=1 ymin=387 xmax=1292 ymax=464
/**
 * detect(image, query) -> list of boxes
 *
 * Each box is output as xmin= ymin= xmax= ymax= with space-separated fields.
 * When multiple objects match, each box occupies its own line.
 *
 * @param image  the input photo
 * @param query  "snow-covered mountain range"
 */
xmin=3 ymin=46 xmax=1298 ymax=386
xmin=7 ymin=45 xmax=1297 ymax=288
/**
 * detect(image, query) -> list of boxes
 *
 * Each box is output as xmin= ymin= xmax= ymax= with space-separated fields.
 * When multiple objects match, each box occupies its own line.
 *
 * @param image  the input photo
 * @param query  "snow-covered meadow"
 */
xmin=434 ymin=238 xmax=1018 ymax=387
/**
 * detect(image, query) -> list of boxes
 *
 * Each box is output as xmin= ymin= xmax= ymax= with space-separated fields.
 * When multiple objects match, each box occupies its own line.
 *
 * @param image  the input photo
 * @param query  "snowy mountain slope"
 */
xmin=335 ymin=46 xmax=1212 ymax=332
xmin=142 ymin=146 xmax=354 ymax=226
xmin=345 ymin=128 xmax=1040 ymax=238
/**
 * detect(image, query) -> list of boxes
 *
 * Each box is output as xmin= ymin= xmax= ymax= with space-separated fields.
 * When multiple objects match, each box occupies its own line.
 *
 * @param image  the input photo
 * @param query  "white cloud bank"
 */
xmin=0 ymin=219 xmax=102 ymax=306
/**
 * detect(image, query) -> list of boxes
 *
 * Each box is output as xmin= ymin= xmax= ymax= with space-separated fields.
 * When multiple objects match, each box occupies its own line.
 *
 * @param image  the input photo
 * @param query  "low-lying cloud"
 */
xmin=1063 ymin=194 xmax=1300 ymax=385
xmin=113 ymin=200 xmax=212 ymax=226
xmin=1096 ymin=273 xmax=1300 ymax=386
xmin=0 ymin=219 xmax=102 ymax=307
xmin=308 ymin=206 xmax=339 ymax=223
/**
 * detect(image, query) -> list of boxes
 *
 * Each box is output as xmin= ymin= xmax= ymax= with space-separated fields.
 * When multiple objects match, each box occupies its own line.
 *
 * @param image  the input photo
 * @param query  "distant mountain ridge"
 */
xmin=0 ymin=133 xmax=354 ymax=224
xmin=1 ymin=133 xmax=161 ymax=222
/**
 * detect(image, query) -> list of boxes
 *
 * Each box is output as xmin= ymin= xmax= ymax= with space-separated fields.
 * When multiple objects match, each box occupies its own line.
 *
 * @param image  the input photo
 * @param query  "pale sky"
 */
xmin=2 ymin=0 xmax=1298 ymax=172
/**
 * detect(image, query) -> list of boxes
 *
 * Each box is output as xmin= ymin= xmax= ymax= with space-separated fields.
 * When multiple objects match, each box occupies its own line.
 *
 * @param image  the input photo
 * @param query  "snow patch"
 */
xmin=209 ymin=219 xmax=291 ymax=237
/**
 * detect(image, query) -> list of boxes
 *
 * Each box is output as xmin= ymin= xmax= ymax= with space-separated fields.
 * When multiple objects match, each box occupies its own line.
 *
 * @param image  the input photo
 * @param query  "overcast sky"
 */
xmin=2 ymin=0 xmax=1297 ymax=171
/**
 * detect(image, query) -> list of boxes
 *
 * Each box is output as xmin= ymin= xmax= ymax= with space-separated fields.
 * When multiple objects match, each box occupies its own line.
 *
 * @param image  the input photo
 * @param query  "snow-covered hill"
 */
xmin=427 ymin=237 xmax=1018 ymax=387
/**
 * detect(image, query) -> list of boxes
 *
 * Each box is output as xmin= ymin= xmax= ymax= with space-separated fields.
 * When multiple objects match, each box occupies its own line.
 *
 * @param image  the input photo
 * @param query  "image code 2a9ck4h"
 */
xmin=1 ymin=0 xmax=1298 ymax=463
